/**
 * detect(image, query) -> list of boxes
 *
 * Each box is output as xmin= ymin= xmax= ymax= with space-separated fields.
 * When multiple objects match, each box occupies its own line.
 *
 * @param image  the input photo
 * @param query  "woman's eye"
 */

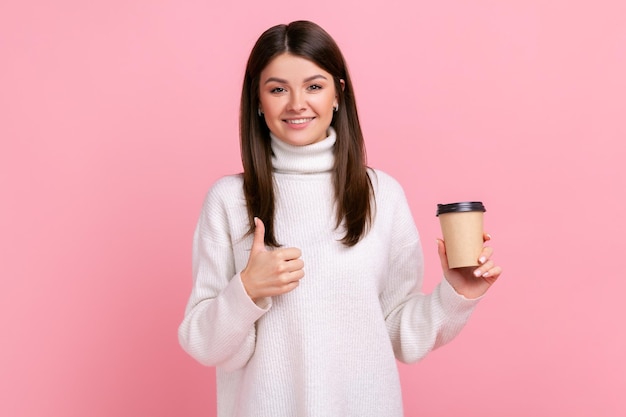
xmin=308 ymin=84 xmax=322 ymax=91
xmin=270 ymin=87 xmax=286 ymax=93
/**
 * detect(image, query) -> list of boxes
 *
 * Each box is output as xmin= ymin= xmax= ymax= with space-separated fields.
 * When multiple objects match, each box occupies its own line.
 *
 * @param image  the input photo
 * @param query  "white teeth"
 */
xmin=286 ymin=118 xmax=313 ymax=124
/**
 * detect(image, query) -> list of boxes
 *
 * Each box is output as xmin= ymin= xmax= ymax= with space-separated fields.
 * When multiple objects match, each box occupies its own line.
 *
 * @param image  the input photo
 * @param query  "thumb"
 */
xmin=251 ymin=217 xmax=267 ymax=253
xmin=436 ymin=238 xmax=450 ymax=271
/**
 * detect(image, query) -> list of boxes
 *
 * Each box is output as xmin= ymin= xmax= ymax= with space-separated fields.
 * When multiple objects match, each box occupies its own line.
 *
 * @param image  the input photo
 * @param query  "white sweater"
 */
xmin=178 ymin=128 xmax=480 ymax=417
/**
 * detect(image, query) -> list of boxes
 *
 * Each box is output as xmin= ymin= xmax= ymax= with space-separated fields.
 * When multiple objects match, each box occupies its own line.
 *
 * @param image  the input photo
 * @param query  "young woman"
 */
xmin=178 ymin=20 xmax=502 ymax=417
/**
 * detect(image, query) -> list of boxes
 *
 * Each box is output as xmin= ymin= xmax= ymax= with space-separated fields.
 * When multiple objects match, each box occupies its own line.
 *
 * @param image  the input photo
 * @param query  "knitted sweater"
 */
xmin=178 ymin=128 xmax=480 ymax=417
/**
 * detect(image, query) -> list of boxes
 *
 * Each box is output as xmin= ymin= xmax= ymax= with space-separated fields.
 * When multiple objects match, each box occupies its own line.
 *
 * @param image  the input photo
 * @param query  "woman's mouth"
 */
xmin=284 ymin=117 xmax=314 ymax=125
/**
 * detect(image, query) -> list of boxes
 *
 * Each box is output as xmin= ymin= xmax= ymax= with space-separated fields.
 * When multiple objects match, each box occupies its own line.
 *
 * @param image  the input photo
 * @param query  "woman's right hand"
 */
xmin=240 ymin=218 xmax=305 ymax=302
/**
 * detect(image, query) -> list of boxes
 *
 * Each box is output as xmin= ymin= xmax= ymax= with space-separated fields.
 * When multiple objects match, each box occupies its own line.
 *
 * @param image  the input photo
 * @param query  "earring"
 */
xmin=333 ymin=104 xmax=339 ymax=112
xmin=258 ymin=108 xmax=263 ymax=117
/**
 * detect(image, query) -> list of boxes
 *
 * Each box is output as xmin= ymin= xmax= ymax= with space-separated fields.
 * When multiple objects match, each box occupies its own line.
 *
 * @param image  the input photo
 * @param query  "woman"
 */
xmin=178 ymin=20 xmax=502 ymax=417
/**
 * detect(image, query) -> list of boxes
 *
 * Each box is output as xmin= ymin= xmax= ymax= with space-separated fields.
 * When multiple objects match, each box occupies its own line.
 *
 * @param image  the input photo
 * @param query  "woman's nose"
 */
xmin=287 ymin=91 xmax=306 ymax=112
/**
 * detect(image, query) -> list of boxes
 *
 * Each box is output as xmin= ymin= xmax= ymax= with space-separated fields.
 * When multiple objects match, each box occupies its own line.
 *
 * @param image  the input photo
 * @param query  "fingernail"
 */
xmin=482 ymin=271 xmax=491 ymax=278
xmin=487 ymin=234 xmax=492 ymax=240
xmin=473 ymin=269 xmax=482 ymax=277
xmin=479 ymin=256 xmax=486 ymax=264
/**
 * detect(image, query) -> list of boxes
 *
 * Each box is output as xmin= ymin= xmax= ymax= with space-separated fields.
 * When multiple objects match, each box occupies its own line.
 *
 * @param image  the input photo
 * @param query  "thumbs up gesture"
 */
xmin=240 ymin=217 xmax=305 ymax=302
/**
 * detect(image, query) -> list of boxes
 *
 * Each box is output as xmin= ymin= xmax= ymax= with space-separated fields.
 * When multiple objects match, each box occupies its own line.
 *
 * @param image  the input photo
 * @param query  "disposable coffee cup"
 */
xmin=436 ymin=202 xmax=486 ymax=269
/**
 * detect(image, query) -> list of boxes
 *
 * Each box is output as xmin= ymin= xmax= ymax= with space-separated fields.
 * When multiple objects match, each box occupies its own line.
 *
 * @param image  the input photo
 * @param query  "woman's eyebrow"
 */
xmin=303 ymin=74 xmax=328 ymax=82
xmin=263 ymin=74 xmax=328 ymax=84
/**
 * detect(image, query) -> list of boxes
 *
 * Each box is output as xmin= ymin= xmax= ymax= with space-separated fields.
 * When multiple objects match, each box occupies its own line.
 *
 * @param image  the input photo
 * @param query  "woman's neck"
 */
xmin=270 ymin=127 xmax=336 ymax=174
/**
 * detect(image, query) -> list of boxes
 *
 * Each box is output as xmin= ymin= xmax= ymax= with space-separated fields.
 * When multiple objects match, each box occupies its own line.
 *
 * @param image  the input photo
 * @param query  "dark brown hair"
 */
xmin=240 ymin=20 xmax=373 ymax=247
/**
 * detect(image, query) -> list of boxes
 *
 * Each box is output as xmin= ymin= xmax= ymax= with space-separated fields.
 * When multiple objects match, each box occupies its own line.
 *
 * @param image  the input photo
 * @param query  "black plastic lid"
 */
xmin=436 ymin=201 xmax=486 ymax=216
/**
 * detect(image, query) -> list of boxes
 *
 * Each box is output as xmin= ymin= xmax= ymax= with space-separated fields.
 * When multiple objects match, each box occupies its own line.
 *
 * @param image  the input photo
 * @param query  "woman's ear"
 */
xmin=335 ymin=79 xmax=346 ymax=104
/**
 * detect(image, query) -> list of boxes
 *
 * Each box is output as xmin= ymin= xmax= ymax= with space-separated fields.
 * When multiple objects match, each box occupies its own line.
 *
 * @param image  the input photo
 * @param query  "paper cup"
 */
xmin=436 ymin=202 xmax=486 ymax=269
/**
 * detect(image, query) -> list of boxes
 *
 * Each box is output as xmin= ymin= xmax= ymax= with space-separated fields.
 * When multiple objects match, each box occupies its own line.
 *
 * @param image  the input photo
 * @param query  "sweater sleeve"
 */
xmin=378 ymin=177 xmax=481 ymax=364
xmin=178 ymin=183 xmax=270 ymax=370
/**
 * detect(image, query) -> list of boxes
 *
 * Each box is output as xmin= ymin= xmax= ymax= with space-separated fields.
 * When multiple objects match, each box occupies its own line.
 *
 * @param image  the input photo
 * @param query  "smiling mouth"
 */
xmin=284 ymin=118 xmax=314 ymax=124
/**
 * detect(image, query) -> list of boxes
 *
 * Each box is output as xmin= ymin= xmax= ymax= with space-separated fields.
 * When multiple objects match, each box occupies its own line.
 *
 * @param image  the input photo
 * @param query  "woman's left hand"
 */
xmin=437 ymin=233 xmax=502 ymax=299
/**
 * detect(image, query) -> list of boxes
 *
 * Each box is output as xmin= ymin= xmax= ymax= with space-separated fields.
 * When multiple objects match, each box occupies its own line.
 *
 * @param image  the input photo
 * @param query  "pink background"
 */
xmin=2 ymin=1 xmax=625 ymax=416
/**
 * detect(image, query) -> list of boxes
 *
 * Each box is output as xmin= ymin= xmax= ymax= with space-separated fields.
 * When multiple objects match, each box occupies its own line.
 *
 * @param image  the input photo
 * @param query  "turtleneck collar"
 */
xmin=270 ymin=127 xmax=336 ymax=174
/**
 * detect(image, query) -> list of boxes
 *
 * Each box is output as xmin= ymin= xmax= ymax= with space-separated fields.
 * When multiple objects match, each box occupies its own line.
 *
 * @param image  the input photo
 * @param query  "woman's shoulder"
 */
xmin=201 ymin=174 xmax=244 ymax=210
xmin=209 ymin=174 xmax=244 ymax=193
xmin=367 ymin=168 xmax=406 ymax=197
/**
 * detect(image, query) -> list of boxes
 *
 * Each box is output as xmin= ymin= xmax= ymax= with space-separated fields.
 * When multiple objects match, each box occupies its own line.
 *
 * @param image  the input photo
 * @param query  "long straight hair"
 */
xmin=240 ymin=20 xmax=373 ymax=247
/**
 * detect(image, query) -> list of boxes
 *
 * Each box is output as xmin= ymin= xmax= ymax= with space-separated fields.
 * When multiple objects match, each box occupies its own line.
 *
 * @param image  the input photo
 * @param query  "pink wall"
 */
xmin=1 ymin=1 xmax=624 ymax=416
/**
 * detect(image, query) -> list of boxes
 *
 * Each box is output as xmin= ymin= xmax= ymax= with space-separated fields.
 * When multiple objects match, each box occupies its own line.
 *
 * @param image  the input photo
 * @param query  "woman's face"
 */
xmin=258 ymin=53 xmax=343 ymax=146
